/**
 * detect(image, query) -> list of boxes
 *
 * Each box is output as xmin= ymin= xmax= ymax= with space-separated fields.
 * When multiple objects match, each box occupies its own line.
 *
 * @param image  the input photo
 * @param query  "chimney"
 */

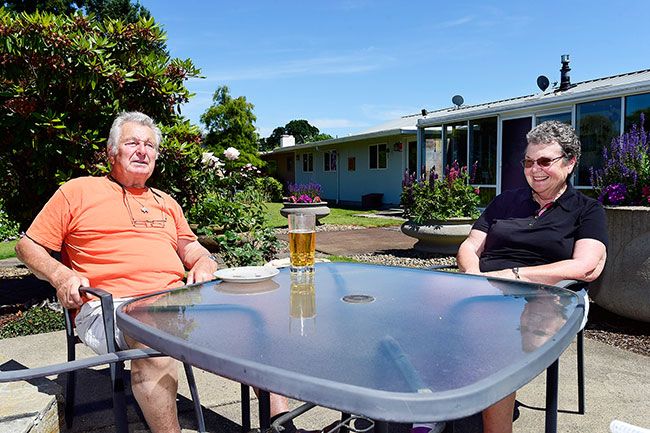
xmin=280 ymin=134 xmax=295 ymax=148
xmin=559 ymin=54 xmax=572 ymax=91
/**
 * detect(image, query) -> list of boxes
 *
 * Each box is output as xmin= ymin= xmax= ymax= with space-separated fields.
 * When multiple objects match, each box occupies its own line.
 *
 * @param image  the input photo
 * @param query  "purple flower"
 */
xmin=600 ymin=183 xmax=627 ymax=205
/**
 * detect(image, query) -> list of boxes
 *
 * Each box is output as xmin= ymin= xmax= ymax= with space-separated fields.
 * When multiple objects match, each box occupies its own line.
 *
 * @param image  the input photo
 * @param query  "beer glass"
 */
xmin=288 ymin=213 xmax=316 ymax=273
xmin=289 ymin=271 xmax=316 ymax=336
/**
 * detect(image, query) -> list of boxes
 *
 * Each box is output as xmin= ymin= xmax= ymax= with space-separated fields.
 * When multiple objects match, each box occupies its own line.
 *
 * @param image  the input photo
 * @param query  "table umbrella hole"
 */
xmin=342 ymin=294 xmax=375 ymax=304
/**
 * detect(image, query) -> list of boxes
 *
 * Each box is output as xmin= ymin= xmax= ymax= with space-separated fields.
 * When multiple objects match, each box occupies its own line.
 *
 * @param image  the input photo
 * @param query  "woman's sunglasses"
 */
xmin=520 ymin=155 xmax=565 ymax=169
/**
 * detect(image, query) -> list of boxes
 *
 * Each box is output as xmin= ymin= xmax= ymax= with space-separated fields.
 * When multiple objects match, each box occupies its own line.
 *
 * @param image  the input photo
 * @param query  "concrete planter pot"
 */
xmin=280 ymin=201 xmax=330 ymax=223
xmin=589 ymin=206 xmax=650 ymax=322
xmin=401 ymin=218 xmax=474 ymax=255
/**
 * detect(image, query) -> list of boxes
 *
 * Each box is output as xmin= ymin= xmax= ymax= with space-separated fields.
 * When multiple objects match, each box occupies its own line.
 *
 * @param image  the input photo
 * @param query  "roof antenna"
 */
xmin=452 ymin=95 xmax=464 ymax=108
xmin=421 ymin=108 xmax=427 ymax=117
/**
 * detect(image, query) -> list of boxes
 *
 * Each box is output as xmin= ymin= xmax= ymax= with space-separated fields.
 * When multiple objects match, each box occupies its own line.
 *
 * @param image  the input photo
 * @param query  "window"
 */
xmin=324 ymin=150 xmax=337 ymax=172
xmin=625 ymin=92 xmax=650 ymax=131
xmin=537 ymin=112 xmax=572 ymax=125
xmin=576 ymin=98 xmax=621 ymax=186
xmin=469 ymin=117 xmax=497 ymax=185
xmin=302 ymin=153 xmax=313 ymax=172
xmin=445 ymin=122 xmax=468 ymax=168
xmin=348 ymin=157 xmax=356 ymax=171
xmin=369 ymin=144 xmax=387 ymax=169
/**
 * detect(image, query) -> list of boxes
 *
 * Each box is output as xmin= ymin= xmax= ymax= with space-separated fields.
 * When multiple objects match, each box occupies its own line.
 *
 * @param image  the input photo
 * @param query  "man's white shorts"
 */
xmin=74 ymin=299 xmax=130 ymax=355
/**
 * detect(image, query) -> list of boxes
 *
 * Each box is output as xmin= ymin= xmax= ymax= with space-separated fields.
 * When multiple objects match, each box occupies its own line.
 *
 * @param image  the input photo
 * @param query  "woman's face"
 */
xmin=523 ymin=141 xmax=576 ymax=198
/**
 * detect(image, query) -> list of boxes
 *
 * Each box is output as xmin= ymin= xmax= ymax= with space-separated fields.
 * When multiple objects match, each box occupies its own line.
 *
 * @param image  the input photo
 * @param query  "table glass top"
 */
xmin=120 ymin=263 xmax=580 ymax=396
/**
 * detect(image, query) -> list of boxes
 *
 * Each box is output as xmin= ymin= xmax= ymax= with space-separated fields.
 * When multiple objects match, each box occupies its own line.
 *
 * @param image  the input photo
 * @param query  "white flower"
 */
xmin=224 ymin=147 xmax=240 ymax=160
xmin=201 ymin=152 xmax=214 ymax=165
xmin=202 ymin=151 xmax=224 ymax=169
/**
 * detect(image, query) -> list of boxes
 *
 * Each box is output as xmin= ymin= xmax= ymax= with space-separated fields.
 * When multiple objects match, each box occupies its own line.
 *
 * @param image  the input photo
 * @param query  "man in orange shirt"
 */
xmin=16 ymin=111 xmax=218 ymax=432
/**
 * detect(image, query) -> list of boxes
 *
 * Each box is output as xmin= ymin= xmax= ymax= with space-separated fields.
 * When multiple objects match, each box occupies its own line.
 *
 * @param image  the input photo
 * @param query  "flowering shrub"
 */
xmin=591 ymin=115 xmax=650 ymax=206
xmin=401 ymin=161 xmax=481 ymax=223
xmin=190 ymin=148 xmax=279 ymax=266
xmin=287 ymin=182 xmax=323 ymax=203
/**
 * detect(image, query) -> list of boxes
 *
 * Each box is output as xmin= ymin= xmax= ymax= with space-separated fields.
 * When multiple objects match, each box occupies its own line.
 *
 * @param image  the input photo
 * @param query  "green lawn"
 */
xmin=0 ymin=239 xmax=18 ymax=260
xmin=264 ymin=202 xmax=402 ymax=228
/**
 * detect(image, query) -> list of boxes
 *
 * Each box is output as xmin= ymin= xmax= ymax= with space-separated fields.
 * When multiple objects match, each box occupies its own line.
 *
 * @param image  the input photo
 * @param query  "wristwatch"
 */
xmin=511 ymin=267 xmax=521 ymax=280
xmin=206 ymin=253 xmax=225 ymax=267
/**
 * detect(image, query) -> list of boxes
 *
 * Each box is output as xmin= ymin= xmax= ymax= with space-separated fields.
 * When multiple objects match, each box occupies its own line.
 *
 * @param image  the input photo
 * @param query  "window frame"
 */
xmin=302 ymin=153 xmax=313 ymax=172
xmin=324 ymin=150 xmax=337 ymax=172
xmin=369 ymin=143 xmax=388 ymax=170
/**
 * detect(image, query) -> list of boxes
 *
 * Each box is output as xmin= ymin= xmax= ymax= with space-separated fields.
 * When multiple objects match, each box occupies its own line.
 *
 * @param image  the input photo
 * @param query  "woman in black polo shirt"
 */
xmin=457 ymin=120 xmax=608 ymax=433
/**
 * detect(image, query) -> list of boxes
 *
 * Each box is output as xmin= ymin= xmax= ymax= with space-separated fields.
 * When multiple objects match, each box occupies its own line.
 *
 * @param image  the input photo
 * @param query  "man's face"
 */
xmin=109 ymin=122 xmax=158 ymax=186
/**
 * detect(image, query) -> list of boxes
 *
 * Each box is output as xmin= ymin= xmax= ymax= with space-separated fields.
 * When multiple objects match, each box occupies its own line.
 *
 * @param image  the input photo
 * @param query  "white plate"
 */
xmin=214 ymin=266 xmax=279 ymax=283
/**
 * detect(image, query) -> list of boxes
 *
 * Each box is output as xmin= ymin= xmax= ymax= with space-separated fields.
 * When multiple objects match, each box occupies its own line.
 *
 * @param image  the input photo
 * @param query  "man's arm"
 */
xmin=177 ymin=238 xmax=219 ymax=285
xmin=15 ymin=236 xmax=89 ymax=309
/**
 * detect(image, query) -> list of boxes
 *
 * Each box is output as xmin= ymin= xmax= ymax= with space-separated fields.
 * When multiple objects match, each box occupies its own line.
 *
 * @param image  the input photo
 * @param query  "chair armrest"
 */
xmin=427 ymin=264 xmax=458 ymax=272
xmin=78 ymin=287 xmax=119 ymax=354
xmin=0 ymin=348 xmax=162 ymax=383
xmin=554 ymin=280 xmax=588 ymax=292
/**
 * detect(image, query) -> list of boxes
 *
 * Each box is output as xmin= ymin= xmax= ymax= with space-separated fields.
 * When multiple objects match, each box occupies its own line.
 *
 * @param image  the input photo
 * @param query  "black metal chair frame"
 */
xmin=0 ymin=287 xmax=206 ymax=433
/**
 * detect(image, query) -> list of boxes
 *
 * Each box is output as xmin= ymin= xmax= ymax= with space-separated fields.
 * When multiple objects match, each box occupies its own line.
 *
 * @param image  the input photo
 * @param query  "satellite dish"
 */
xmin=452 ymin=95 xmax=464 ymax=107
xmin=537 ymin=75 xmax=550 ymax=91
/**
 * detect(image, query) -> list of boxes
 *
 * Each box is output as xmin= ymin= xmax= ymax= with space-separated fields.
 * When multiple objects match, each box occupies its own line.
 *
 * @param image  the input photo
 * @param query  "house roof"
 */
xmin=265 ymin=113 xmax=422 ymax=155
xmin=264 ymin=68 xmax=650 ymax=155
xmin=418 ymin=68 xmax=650 ymax=127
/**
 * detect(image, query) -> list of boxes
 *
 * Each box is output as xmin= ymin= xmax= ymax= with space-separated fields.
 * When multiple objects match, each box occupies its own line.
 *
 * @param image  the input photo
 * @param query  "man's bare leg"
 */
xmin=126 ymin=335 xmax=181 ymax=433
xmin=482 ymin=392 xmax=516 ymax=433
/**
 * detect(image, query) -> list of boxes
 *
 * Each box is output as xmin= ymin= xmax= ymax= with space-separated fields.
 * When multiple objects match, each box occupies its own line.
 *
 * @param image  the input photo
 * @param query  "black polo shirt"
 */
xmin=473 ymin=184 xmax=608 ymax=272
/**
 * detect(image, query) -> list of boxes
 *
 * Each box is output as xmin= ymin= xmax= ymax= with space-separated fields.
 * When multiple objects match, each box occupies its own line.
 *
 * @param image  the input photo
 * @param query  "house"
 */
xmin=262 ymin=56 xmax=650 ymax=207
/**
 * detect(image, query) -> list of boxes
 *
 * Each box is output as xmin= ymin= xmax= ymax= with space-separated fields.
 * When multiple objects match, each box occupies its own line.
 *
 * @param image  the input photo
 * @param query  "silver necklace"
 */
xmin=128 ymin=191 xmax=150 ymax=213
xmin=109 ymin=175 xmax=150 ymax=213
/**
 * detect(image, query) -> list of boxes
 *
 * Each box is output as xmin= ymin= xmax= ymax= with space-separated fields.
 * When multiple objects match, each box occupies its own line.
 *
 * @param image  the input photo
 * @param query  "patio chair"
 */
xmin=428 ymin=265 xmax=586 ymax=415
xmin=0 ymin=286 xmax=206 ymax=433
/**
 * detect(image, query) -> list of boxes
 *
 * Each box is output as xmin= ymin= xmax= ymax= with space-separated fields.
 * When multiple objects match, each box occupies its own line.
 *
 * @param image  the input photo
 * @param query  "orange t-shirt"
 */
xmin=26 ymin=176 xmax=197 ymax=298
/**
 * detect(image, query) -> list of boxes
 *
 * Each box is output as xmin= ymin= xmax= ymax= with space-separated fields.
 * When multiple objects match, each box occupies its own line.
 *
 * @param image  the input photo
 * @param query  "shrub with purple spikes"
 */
xmin=591 ymin=114 xmax=650 ymax=205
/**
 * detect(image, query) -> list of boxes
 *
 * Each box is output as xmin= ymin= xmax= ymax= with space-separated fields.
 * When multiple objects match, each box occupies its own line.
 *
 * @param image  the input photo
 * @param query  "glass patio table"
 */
xmin=116 ymin=262 xmax=584 ymax=433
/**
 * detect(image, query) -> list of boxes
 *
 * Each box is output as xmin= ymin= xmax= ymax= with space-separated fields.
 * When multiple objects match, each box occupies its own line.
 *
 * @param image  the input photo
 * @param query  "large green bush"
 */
xmin=0 ymin=199 xmax=20 ymax=241
xmin=0 ymin=9 xmax=200 ymax=229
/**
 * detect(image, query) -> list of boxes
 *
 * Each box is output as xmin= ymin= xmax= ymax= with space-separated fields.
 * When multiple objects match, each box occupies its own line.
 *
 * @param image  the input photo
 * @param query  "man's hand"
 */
xmin=186 ymin=255 xmax=217 ymax=285
xmin=51 ymin=267 xmax=90 ymax=309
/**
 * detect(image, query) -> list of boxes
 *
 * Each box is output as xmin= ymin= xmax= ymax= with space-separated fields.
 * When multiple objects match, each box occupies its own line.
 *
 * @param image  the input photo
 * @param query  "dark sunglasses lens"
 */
xmin=536 ymin=157 xmax=553 ymax=167
xmin=522 ymin=159 xmax=534 ymax=168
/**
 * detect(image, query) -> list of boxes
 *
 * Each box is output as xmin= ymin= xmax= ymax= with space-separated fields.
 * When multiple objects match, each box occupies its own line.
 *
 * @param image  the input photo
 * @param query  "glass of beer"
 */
xmin=288 ymin=213 xmax=316 ymax=273
xmin=289 ymin=272 xmax=316 ymax=336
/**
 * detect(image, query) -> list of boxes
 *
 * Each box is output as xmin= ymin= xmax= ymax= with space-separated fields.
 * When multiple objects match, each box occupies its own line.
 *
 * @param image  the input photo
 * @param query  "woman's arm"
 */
xmin=483 ymin=238 xmax=607 ymax=285
xmin=457 ymin=229 xmax=488 ymax=274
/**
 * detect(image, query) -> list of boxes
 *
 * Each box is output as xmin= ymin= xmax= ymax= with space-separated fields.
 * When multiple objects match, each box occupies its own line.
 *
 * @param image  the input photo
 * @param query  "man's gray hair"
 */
xmin=107 ymin=111 xmax=162 ymax=156
xmin=526 ymin=120 xmax=581 ymax=163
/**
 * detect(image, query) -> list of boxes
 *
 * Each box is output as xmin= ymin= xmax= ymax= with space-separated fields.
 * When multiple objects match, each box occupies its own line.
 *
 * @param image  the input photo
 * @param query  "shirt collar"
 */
xmin=523 ymin=182 xmax=579 ymax=211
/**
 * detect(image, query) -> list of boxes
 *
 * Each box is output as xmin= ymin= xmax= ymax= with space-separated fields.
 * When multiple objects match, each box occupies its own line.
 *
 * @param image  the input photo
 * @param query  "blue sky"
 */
xmin=141 ymin=0 xmax=650 ymax=139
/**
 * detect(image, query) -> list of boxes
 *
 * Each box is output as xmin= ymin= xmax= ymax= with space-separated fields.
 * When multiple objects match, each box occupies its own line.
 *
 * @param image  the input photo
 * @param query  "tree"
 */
xmin=3 ymin=0 xmax=150 ymax=22
xmin=284 ymin=119 xmax=319 ymax=144
xmin=200 ymin=85 xmax=263 ymax=168
xmin=259 ymin=119 xmax=332 ymax=151
xmin=0 ymin=10 xmax=201 ymax=229
xmin=313 ymin=132 xmax=334 ymax=141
